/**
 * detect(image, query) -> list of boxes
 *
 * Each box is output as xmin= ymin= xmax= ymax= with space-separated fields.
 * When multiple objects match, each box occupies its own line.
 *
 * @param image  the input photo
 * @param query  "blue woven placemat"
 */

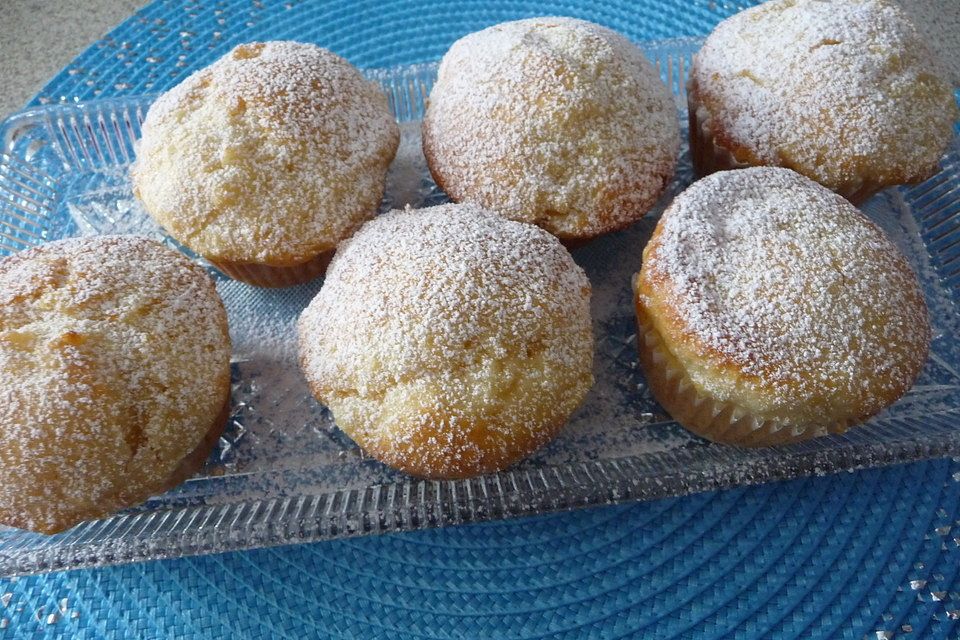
xmin=4 ymin=1 xmax=960 ymax=637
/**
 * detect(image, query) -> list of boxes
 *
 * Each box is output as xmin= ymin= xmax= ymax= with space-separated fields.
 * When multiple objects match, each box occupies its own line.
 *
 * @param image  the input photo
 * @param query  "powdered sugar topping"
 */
xmin=298 ymin=203 xmax=594 ymax=475
xmin=0 ymin=236 xmax=230 ymax=532
xmin=900 ymin=0 xmax=960 ymax=86
xmin=300 ymin=203 xmax=591 ymax=392
xmin=642 ymin=167 xmax=930 ymax=409
xmin=692 ymin=0 xmax=957 ymax=192
xmin=132 ymin=41 xmax=399 ymax=264
xmin=423 ymin=17 xmax=679 ymax=239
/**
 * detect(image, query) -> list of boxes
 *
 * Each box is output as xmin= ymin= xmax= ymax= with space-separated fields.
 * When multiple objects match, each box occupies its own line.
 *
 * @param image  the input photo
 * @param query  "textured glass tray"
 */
xmin=1 ymin=37 xmax=959 ymax=576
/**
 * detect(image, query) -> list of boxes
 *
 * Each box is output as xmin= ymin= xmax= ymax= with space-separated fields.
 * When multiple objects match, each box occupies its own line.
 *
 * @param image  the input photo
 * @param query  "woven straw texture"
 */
xmin=2 ymin=0 xmax=959 ymax=637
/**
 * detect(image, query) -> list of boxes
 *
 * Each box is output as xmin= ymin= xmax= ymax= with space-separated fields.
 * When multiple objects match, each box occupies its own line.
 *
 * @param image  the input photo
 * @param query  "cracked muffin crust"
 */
xmin=688 ymin=0 xmax=957 ymax=203
xmin=0 ymin=236 xmax=231 ymax=533
xmin=634 ymin=167 xmax=930 ymax=446
xmin=132 ymin=41 xmax=399 ymax=286
xmin=298 ymin=203 xmax=594 ymax=478
xmin=422 ymin=17 xmax=679 ymax=242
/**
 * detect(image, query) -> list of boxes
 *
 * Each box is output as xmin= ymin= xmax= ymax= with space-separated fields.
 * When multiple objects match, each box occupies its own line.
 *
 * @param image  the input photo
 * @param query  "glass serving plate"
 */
xmin=1 ymin=37 xmax=959 ymax=576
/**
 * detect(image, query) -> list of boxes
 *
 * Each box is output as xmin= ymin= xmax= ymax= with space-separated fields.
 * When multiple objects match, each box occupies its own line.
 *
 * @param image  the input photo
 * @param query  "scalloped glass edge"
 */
xmin=0 ymin=37 xmax=959 ymax=576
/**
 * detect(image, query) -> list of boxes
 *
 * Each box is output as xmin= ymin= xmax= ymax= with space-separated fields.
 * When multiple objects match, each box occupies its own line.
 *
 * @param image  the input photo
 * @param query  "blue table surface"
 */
xmin=3 ymin=1 xmax=960 ymax=638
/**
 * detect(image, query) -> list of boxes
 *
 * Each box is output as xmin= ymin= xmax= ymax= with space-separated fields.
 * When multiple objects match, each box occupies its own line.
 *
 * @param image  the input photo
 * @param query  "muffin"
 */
xmin=0 ymin=236 xmax=231 ymax=533
xmin=689 ymin=0 xmax=958 ymax=204
xmin=422 ymin=17 xmax=679 ymax=243
xmin=298 ymin=203 xmax=594 ymax=478
xmin=132 ymin=41 xmax=400 ymax=287
xmin=634 ymin=167 xmax=930 ymax=446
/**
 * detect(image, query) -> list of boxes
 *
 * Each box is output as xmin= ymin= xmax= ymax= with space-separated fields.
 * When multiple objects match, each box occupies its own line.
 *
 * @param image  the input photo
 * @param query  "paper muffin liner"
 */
xmin=686 ymin=83 xmax=883 ymax=206
xmin=634 ymin=300 xmax=853 ymax=447
xmin=211 ymin=249 xmax=334 ymax=288
xmin=687 ymin=84 xmax=751 ymax=180
xmin=840 ymin=179 xmax=887 ymax=206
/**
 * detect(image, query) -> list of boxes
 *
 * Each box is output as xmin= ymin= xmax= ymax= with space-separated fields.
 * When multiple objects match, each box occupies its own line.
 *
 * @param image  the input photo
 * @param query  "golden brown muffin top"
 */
xmin=300 ymin=202 xmax=592 ymax=394
xmin=0 ymin=236 xmax=231 ymax=533
xmin=692 ymin=0 xmax=957 ymax=193
xmin=132 ymin=41 xmax=399 ymax=265
xmin=639 ymin=167 xmax=929 ymax=421
xmin=423 ymin=17 xmax=679 ymax=239
xmin=298 ymin=203 xmax=593 ymax=475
